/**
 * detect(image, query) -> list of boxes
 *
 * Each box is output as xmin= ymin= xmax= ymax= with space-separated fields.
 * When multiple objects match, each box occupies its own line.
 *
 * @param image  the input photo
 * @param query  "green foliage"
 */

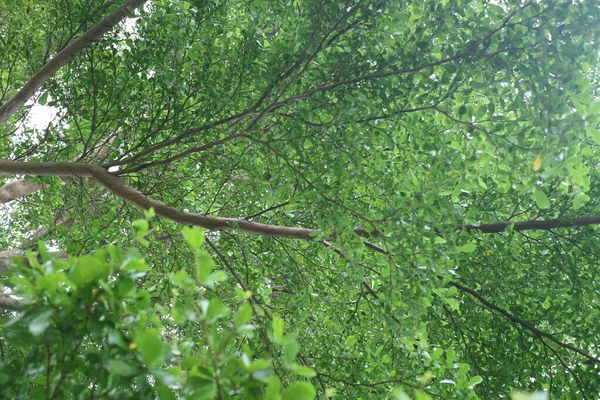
xmin=0 ymin=233 xmax=314 ymax=399
xmin=1 ymin=0 xmax=600 ymax=398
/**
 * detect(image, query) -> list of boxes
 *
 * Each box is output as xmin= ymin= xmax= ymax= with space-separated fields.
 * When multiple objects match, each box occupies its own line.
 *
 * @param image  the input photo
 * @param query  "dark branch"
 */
xmin=450 ymin=281 xmax=600 ymax=363
xmin=459 ymin=216 xmax=600 ymax=233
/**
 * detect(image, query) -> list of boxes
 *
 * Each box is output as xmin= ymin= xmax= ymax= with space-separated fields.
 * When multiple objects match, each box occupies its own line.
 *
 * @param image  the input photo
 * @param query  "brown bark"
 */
xmin=2 ymin=159 xmax=600 ymax=241
xmin=0 ymin=133 xmax=115 ymax=203
xmin=0 ymin=179 xmax=47 ymax=203
xmin=0 ymin=160 xmax=325 ymax=239
xmin=0 ymin=249 xmax=23 ymax=274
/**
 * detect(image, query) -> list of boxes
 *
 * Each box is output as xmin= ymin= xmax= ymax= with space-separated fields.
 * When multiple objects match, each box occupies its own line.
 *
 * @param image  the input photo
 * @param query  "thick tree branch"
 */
xmin=0 ymin=179 xmax=47 ymax=203
xmin=0 ymin=0 xmax=146 ymax=124
xmin=0 ymin=249 xmax=22 ymax=274
xmin=3 ymin=160 xmax=600 ymax=241
xmin=1 ymin=133 xmax=115 ymax=203
xmin=0 ymin=160 xmax=329 ymax=239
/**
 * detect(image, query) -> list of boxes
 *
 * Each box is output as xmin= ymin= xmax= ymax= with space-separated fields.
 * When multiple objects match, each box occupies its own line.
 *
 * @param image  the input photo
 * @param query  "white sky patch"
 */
xmin=26 ymin=102 xmax=59 ymax=130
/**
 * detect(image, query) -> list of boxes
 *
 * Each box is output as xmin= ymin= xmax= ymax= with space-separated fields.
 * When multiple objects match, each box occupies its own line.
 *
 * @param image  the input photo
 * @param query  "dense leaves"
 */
xmin=1 ymin=0 xmax=600 ymax=398
xmin=0 ymin=230 xmax=312 ymax=399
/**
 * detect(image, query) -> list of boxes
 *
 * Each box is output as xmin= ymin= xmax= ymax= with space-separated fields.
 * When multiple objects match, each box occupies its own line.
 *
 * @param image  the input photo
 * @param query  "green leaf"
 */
xmin=456 ymin=243 xmax=477 ymax=253
xmin=451 ymin=185 xmax=462 ymax=202
xmin=170 ymin=270 xmax=196 ymax=291
xmin=136 ymin=329 xmax=164 ymax=366
xmin=280 ymin=382 xmax=316 ymax=400
xmin=292 ymin=365 xmax=317 ymax=378
xmin=122 ymin=258 xmax=148 ymax=273
xmin=155 ymin=385 xmax=177 ymax=400
xmin=132 ymin=219 xmax=149 ymax=235
xmin=282 ymin=334 xmax=299 ymax=363
xmin=69 ymin=256 xmax=111 ymax=285
xmin=182 ymin=227 xmax=205 ymax=250
xmin=511 ymin=392 xmax=548 ymax=400
xmin=234 ymin=302 xmax=253 ymax=328
xmin=150 ymin=368 xmax=179 ymax=386
xmin=533 ymin=189 xmax=550 ymax=209
xmin=573 ymin=193 xmax=590 ymax=210
xmin=273 ymin=315 xmax=284 ymax=343
xmin=38 ymin=91 xmax=49 ymax=105
xmin=475 ymin=105 xmax=487 ymax=119
xmin=391 ymin=388 xmax=411 ymax=400
xmin=37 ymin=241 xmax=50 ymax=263
xmin=106 ymin=359 xmax=139 ymax=377
xmin=572 ymin=91 xmax=593 ymax=105
xmin=414 ymin=391 xmax=432 ymax=400
xmin=204 ymin=298 xmax=231 ymax=323
xmin=143 ymin=208 xmax=156 ymax=219
xmin=265 ymin=377 xmax=282 ymax=400
xmin=446 ymin=347 xmax=455 ymax=367
xmin=466 ymin=375 xmax=483 ymax=389
xmin=585 ymin=126 xmax=600 ymax=145
xmin=107 ymin=328 xmax=128 ymax=349
xmin=28 ymin=309 xmax=53 ymax=336
xmin=196 ymin=252 xmax=214 ymax=284
xmin=344 ymin=335 xmax=356 ymax=347
xmin=201 ymin=270 xmax=228 ymax=287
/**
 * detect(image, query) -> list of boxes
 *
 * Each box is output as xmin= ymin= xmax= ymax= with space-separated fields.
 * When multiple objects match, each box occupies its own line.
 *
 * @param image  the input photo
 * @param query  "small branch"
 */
xmin=205 ymin=238 xmax=248 ymax=292
xmin=450 ymin=281 xmax=600 ymax=364
xmin=539 ymin=337 xmax=589 ymax=399
xmin=115 ymin=133 xmax=246 ymax=175
xmin=244 ymin=201 xmax=289 ymax=220
xmin=318 ymin=372 xmax=436 ymax=395
xmin=260 ymin=2 xmax=532 ymax=116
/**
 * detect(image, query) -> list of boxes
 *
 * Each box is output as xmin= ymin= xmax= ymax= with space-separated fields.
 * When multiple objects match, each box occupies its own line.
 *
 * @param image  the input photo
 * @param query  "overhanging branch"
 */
xmin=2 ymin=160 xmax=600 ymax=241
xmin=0 ymin=160 xmax=326 ymax=239
xmin=0 ymin=0 xmax=146 ymax=124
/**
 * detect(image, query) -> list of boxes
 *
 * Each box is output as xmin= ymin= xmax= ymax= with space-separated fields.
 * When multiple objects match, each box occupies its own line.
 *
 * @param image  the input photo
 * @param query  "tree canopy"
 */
xmin=1 ymin=0 xmax=600 ymax=398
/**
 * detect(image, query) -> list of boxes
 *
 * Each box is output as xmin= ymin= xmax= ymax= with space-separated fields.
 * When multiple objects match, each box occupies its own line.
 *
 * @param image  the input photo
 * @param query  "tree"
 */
xmin=0 ymin=0 xmax=599 ymax=398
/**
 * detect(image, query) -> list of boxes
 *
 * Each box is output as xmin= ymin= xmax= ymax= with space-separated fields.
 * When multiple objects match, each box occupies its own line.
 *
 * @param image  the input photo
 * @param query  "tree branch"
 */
xmin=0 ymin=249 xmax=68 ymax=274
xmin=4 ymin=160 xmax=600 ymax=241
xmin=450 ymin=281 xmax=600 ymax=364
xmin=458 ymin=216 xmax=600 ymax=233
xmin=0 ymin=160 xmax=329 ymax=239
xmin=0 ymin=0 xmax=146 ymax=124
xmin=0 ymin=295 xmax=21 ymax=311
xmin=0 ymin=179 xmax=47 ymax=203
